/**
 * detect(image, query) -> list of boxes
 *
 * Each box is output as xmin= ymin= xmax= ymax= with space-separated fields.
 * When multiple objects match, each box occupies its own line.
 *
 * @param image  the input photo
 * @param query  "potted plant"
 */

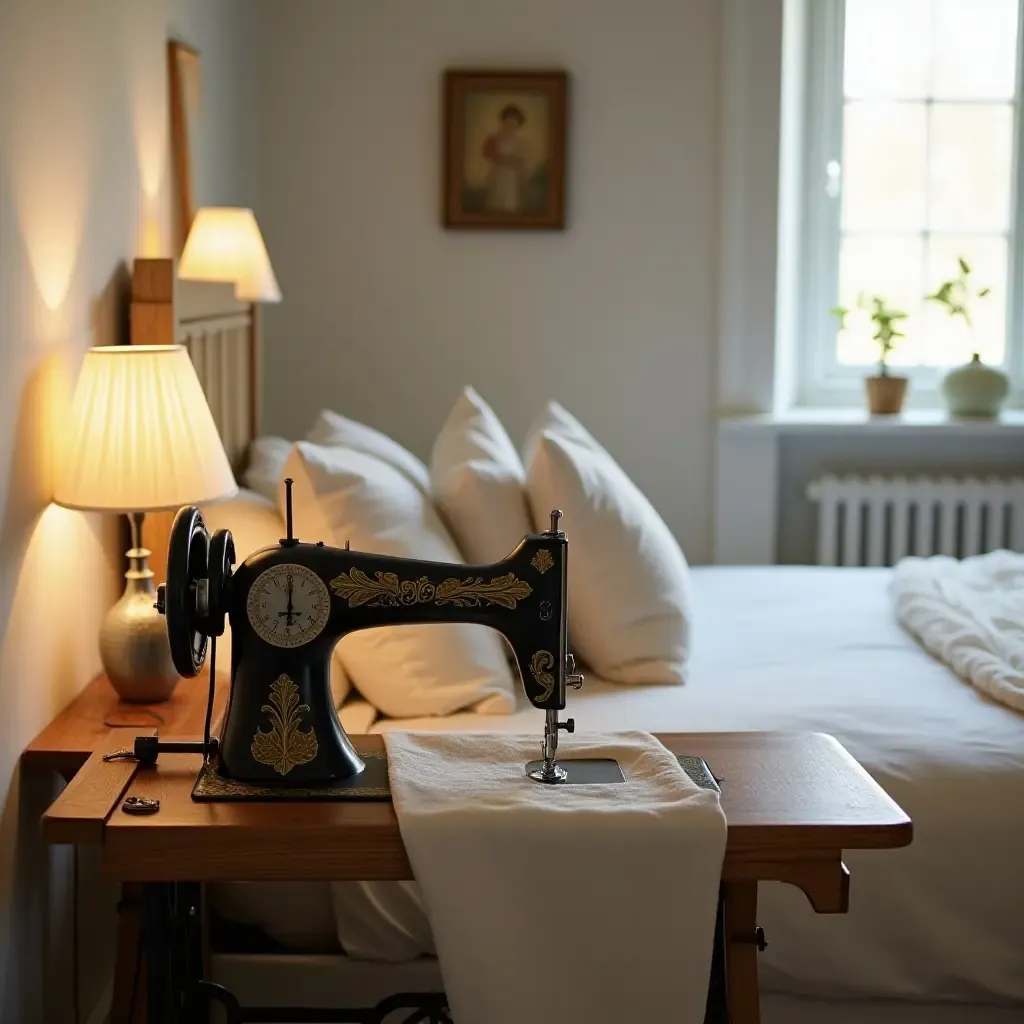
xmin=832 ymin=294 xmax=910 ymax=415
xmin=926 ymin=258 xmax=1008 ymax=418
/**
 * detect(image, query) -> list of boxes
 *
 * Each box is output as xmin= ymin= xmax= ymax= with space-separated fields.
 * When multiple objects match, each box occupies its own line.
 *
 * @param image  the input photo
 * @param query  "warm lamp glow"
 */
xmin=54 ymin=345 xmax=237 ymax=512
xmin=178 ymin=206 xmax=281 ymax=302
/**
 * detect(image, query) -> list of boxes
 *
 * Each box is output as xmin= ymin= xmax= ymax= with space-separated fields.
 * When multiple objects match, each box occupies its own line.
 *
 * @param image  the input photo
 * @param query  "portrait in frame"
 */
xmin=443 ymin=70 xmax=568 ymax=230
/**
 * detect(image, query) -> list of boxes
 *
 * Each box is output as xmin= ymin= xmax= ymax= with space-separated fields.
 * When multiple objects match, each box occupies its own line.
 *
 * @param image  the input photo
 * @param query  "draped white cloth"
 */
xmin=382 ymin=730 xmax=726 ymax=1024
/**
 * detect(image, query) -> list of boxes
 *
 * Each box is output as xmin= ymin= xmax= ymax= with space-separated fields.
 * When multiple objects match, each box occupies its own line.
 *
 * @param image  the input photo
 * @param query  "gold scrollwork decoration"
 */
xmin=529 ymin=650 xmax=556 ymax=703
xmin=330 ymin=569 xmax=532 ymax=610
xmin=531 ymin=549 xmax=555 ymax=575
xmin=250 ymin=675 xmax=319 ymax=776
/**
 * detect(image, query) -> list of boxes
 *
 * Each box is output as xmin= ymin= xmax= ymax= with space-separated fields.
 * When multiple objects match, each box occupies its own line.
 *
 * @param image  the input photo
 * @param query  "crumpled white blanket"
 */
xmin=891 ymin=549 xmax=1024 ymax=713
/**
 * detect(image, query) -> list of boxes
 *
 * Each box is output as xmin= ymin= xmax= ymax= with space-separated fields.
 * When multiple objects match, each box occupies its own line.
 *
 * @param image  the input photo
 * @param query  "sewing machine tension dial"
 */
xmin=246 ymin=563 xmax=330 ymax=648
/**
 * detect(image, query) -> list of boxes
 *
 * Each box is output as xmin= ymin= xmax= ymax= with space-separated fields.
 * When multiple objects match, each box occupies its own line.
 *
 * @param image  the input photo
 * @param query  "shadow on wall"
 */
xmin=0 ymin=174 xmax=125 ymax=1022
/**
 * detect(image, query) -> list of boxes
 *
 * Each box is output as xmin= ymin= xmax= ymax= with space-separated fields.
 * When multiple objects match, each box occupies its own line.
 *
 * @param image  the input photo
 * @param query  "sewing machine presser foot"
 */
xmin=527 ymin=708 xmax=626 ymax=785
xmin=528 ymin=761 xmax=569 ymax=784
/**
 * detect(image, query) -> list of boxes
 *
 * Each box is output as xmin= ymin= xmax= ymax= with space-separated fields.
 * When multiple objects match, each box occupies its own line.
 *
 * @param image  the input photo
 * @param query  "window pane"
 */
xmin=838 ymin=236 xmax=924 ymax=366
xmin=923 ymin=236 xmax=1007 ymax=365
xmin=929 ymin=104 xmax=1014 ymax=231
xmin=844 ymin=0 xmax=932 ymax=100
xmin=842 ymin=103 xmax=928 ymax=230
xmin=932 ymin=0 xmax=1019 ymax=100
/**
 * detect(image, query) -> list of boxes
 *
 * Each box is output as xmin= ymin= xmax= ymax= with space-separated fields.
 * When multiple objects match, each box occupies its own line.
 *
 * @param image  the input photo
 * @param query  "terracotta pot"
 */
xmin=865 ymin=374 xmax=908 ymax=415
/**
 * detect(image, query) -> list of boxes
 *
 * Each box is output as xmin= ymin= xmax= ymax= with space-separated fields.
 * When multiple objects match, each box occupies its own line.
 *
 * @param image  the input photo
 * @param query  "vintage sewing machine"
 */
xmin=148 ymin=479 xmax=594 ymax=788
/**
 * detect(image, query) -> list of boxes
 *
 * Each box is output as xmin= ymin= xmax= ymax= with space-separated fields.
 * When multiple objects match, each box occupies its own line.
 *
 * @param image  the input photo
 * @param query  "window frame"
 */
xmin=795 ymin=0 xmax=1024 ymax=408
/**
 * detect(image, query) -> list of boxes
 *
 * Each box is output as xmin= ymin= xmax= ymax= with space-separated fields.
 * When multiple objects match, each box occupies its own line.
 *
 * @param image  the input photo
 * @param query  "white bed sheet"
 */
xmin=214 ymin=567 xmax=1024 ymax=1005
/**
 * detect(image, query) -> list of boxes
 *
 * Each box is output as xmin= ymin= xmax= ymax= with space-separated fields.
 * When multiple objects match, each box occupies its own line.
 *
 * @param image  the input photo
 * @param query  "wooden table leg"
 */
xmin=111 ymin=882 xmax=145 ymax=1024
xmin=723 ymin=880 xmax=760 ymax=1024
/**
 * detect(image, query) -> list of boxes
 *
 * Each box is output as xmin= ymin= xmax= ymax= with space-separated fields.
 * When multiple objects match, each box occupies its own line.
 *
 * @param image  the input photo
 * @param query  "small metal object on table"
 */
xmin=41 ymin=732 xmax=912 ymax=1024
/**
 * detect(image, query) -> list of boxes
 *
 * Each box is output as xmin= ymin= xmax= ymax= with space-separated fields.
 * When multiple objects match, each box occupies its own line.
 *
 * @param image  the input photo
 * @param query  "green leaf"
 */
xmin=979 ymin=287 xmax=991 ymax=298
xmin=958 ymin=257 xmax=971 ymax=275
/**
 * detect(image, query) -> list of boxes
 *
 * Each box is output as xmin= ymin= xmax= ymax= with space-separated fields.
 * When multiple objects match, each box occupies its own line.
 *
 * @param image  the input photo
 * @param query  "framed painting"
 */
xmin=168 ymin=40 xmax=201 ymax=251
xmin=443 ymin=70 xmax=568 ymax=230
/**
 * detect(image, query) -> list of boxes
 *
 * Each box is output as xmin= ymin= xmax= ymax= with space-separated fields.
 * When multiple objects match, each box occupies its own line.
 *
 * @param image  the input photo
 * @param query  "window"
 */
xmin=797 ymin=0 xmax=1023 ymax=405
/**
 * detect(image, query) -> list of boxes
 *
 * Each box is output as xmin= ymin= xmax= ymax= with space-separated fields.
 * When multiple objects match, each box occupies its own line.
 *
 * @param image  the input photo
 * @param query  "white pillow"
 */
xmin=524 ymin=402 xmax=693 ymax=685
xmin=200 ymin=489 xmax=351 ymax=708
xmin=242 ymin=436 xmax=293 ymax=503
xmin=282 ymin=442 xmax=516 ymax=717
xmin=430 ymin=387 xmax=534 ymax=564
xmin=306 ymin=409 xmax=430 ymax=494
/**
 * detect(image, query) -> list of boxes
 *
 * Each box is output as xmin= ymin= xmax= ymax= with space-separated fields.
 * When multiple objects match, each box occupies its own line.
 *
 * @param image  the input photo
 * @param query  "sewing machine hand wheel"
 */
xmin=162 ymin=506 xmax=212 ymax=678
xmin=206 ymin=528 xmax=235 ymax=637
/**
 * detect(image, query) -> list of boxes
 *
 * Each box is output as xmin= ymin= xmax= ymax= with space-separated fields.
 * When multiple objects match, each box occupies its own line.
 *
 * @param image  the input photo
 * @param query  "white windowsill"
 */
xmin=718 ymin=407 xmax=1024 ymax=436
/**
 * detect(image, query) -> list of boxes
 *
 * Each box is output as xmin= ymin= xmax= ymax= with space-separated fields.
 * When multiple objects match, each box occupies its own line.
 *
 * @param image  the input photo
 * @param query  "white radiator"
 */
xmin=807 ymin=475 xmax=1024 ymax=566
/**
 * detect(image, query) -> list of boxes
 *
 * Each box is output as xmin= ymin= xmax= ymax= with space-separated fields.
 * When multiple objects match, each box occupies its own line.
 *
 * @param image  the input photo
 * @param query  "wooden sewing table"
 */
xmin=43 ymin=730 xmax=911 ymax=1024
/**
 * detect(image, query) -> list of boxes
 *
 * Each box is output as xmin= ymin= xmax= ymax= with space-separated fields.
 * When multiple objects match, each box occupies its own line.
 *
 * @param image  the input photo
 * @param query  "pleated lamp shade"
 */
xmin=54 ymin=346 xmax=238 ymax=513
xmin=178 ymin=206 xmax=281 ymax=302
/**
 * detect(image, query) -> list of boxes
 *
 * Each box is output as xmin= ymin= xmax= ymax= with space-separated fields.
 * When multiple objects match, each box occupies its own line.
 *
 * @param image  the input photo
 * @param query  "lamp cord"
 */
xmin=203 ymin=635 xmax=217 ymax=760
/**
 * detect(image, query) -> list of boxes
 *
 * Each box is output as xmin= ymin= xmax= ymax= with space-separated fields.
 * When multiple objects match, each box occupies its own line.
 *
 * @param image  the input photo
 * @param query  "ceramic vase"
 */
xmin=941 ymin=353 xmax=1009 ymax=419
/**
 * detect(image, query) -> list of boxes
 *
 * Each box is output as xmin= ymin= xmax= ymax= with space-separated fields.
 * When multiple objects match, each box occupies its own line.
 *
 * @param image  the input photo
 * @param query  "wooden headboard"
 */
xmin=131 ymin=257 xmax=262 ymax=583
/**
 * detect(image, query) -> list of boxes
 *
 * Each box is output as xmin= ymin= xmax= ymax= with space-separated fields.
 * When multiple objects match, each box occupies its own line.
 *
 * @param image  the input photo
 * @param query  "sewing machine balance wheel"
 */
xmin=160 ymin=505 xmax=219 ymax=678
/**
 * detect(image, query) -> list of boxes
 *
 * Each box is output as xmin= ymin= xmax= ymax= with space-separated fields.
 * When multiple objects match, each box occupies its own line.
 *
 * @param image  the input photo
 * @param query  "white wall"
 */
xmin=0 ymin=1 xmax=256 ymax=1018
xmin=256 ymin=0 xmax=722 ymax=561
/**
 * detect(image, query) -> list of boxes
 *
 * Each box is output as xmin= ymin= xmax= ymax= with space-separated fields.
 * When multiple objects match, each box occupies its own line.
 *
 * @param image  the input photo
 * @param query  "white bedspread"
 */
xmin=365 ymin=568 xmax=1024 ymax=1005
xmin=892 ymin=550 xmax=1024 ymax=713
xmin=384 ymin=730 xmax=725 ymax=1024
xmin=216 ymin=568 xmax=1024 ymax=1006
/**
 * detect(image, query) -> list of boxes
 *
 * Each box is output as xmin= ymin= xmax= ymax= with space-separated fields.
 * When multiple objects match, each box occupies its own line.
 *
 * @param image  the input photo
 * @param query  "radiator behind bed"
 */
xmin=807 ymin=475 xmax=1024 ymax=566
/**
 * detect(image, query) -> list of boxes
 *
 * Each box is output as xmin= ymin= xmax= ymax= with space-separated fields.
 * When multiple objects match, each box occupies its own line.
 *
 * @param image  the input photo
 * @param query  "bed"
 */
xmin=145 ymin=259 xmax=1024 ymax=1023
xmin=211 ymin=566 xmax=1024 ymax=1022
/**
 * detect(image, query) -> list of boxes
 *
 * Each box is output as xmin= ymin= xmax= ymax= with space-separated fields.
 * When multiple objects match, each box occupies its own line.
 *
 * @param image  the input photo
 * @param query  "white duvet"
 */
xmin=212 ymin=567 xmax=1024 ymax=1007
xmin=892 ymin=550 xmax=1024 ymax=713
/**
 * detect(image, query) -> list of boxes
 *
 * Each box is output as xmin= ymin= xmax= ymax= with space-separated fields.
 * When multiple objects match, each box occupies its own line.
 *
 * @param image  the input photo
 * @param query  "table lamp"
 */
xmin=177 ymin=206 xmax=281 ymax=302
xmin=54 ymin=345 xmax=237 ymax=702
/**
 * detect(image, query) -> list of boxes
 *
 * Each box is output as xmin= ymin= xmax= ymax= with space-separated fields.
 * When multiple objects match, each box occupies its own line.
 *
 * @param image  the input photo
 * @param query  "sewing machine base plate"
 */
xmin=192 ymin=749 xmax=390 ymax=802
xmin=193 ymin=746 xmax=718 ymax=801
xmin=525 ymin=757 xmax=623 ymax=784
xmin=523 ymin=755 xmax=720 ymax=790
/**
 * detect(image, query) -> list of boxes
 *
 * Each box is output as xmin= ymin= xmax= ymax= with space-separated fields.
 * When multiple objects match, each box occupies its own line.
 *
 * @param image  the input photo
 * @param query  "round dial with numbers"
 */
xmin=246 ymin=563 xmax=331 ymax=648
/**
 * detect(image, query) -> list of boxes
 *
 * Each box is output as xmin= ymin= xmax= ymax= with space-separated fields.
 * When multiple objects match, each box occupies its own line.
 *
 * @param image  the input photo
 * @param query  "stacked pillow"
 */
xmin=263 ymin=393 xmax=693 ymax=719
xmin=430 ymin=387 xmax=532 ymax=563
xmin=523 ymin=402 xmax=693 ymax=684
xmin=431 ymin=389 xmax=693 ymax=684
xmin=306 ymin=409 xmax=431 ymax=494
xmin=282 ymin=412 xmax=517 ymax=718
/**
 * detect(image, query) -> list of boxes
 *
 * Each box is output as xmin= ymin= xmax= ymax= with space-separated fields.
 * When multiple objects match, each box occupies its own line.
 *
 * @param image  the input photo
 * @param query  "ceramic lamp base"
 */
xmin=100 ymin=541 xmax=179 ymax=704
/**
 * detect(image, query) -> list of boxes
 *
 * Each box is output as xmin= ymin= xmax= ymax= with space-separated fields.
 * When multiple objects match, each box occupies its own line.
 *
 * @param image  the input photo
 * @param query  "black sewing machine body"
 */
xmin=159 ymin=486 xmax=581 ymax=787
xmin=220 ymin=535 xmax=568 ymax=782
